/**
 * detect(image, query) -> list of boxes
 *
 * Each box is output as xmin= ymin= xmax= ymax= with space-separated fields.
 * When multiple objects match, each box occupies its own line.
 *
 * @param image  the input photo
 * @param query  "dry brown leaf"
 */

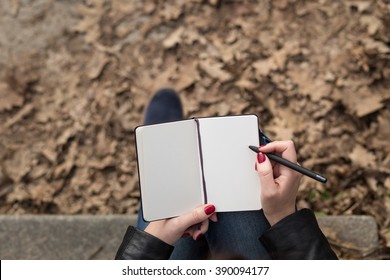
xmin=199 ymin=60 xmax=233 ymax=83
xmin=89 ymin=181 xmax=104 ymax=194
xmin=361 ymin=38 xmax=390 ymax=54
xmin=211 ymin=38 xmax=234 ymax=63
xmin=184 ymin=28 xmax=207 ymax=46
xmin=162 ymin=26 xmax=184 ymax=49
xmin=355 ymin=95 xmax=384 ymax=117
xmin=342 ymin=86 xmax=384 ymax=117
xmin=253 ymin=58 xmax=278 ymax=77
xmin=41 ymin=142 xmax=57 ymax=164
xmin=159 ymin=3 xmax=182 ymax=21
xmin=174 ymin=61 xmax=200 ymax=91
xmin=9 ymin=0 xmax=20 ymax=16
xmin=366 ymin=176 xmax=378 ymax=192
xmin=54 ymin=141 xmax=77 ymax=178
xmin=253 ymin=48 xmax=289 ymax=78
xmin=267 ymin=117 xmax=294 ymax=140
xmin=235 ymin=79 xmax=257 ymax=90
xmin=376 ymin=109 xmax=390 ymax=142
xmin=28 ymin=182 xmax=57 ymax=202
xmin=73 ymin=1 xmax=105 ymax=44
xmin=273 ymin=0 xmax=289 ymax=9
xmin=346 ymin=1 xmax=372 ymax=13
xmin=348 ymin=144 xmax=376 ymax=168
xmin=208 ymin=0 xmax=220 ymax=6
xmin=88 ymin=155 xmax=115 ymax=170
xmin=224 ymin=29 xmax=238 ymax=45
xmin=215 ymin=102 xmax=230 ymax=116
xmin=5 ymin=183 xmax=29 ymax=203
xmin=28 ymin=164 xmax=48 ymax=180
xmin=3 ymin=149 xmax=35 ymax=183
xmin=69 ymin=168 xmax=90 ymax=189
xmin=56 ymin=127 xmax=77 ymax=147
xmin=360 ymin=15 xmax=383 ymax=35
xmin=86 ymin=51 xmax=110 ymax=80
xmin=256 ymin=0 xmax=271 ymax=22
xmin=288 ymin=67 xmax=332 ymax=102
xmin=109 ymin=0 xmax=134 ymax=24
xmin=0 ymin=82 xmax=24 ymax=112
xmin=384 ymin=177 xmax=390 ymax=191
xmin=4 ymin=103 xmax=34 ymax=128
xmin=267 ymin=99 xmax=306 ymax=133
xmin=115 ymin=21 xmax=134 ymax=38
xmin=150 ymin=65 xmax=177 ymax=93
xmin=96 ymin=129 xmax=117 ymax=156
xmin=381 ymin=228 xmax=390 ymax=248
xmin=143 ymin=1 xmax=156 ymax=14
xmin=272 ymin=49 xmax=289 ymax=69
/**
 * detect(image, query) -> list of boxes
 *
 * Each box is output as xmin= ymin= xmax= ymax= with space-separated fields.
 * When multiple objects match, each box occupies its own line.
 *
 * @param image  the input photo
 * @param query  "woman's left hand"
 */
xmin=145 ymin=204 xmax=217 ymax=245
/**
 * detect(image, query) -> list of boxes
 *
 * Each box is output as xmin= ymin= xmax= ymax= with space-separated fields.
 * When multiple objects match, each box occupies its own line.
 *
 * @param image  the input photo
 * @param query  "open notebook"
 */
xmin=135 ymin=114 xmax=261 ymax=221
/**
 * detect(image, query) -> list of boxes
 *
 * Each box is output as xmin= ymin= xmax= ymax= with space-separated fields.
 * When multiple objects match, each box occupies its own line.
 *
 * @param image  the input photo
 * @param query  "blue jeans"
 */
xmin=137 ymin=88 xmax=271 ymax=259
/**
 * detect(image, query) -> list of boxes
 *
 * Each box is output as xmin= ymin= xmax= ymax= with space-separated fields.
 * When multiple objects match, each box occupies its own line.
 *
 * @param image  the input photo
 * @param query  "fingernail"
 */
xmin=204 ymin=205 xmax=215 ymax=215
xmin=196 ymin=233 xmax=203 ymax=241
xmin=257 ymin=152 xmax=266 ymax=163
xmin=255 ymin=162 xmax=258 ymax=171
xmin=181 ymin=232 xmax=190 ymax=238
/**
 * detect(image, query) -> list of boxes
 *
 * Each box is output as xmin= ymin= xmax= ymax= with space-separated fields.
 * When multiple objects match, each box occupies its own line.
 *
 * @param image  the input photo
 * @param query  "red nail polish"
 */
xmin=257 ymin=152 xmax=266 ymax=163
xmin=182 ymin=232 xmax=190 ymax=238
xmin=196 ymin=233 xmax=203 ymax=241
xmin=255 ymin=162 xmax=258 ymax=171
xmin=204 ymin=205 xmax=215 ymax=215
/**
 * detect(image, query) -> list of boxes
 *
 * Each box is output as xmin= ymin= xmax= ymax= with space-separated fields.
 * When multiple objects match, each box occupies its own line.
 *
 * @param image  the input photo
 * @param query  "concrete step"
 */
xmin=317 ymin=215 xmax=378 ymax=258
xmin=0 ymin=214 xmax=378 ymax=259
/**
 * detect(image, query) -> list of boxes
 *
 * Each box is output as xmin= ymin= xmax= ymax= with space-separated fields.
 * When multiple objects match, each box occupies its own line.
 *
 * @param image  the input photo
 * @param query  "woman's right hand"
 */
xmin=255 ymin=140 xmax=302 ymax=226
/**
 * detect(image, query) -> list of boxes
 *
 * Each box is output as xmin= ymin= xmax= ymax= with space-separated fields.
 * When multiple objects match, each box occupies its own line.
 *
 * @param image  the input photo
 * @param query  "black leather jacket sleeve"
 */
xmin=260 ymin=209 xmax=338 ymax=259
xmin=115 ymin=226 xmax=174 ymax=260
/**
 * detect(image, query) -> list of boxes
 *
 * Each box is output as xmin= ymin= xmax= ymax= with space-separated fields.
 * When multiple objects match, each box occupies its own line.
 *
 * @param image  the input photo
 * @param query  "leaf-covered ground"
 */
xmin=0 ymin=0 xmax=389 ymax=259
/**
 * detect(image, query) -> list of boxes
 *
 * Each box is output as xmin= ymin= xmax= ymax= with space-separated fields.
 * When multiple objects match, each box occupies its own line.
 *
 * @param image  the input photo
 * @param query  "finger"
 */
xmin=209 ymin=212 xmax=218 ymax=223
xmin=186 ymin=222 xmax=201 ymax=232
xmin=182 ymin=225 xmax=197 ymax=238
xmin=187 ymin=212 xmax=217 ymax=240
xmin=256 ymin=152 xmax=277 ymax=195
xmin=258 ymin=140 xmax=297 ymax=163
xmin=193 ymin=219 xmax=209 ymax=241
xmin=181 ymin=231 xmax=191 ymax=238
xmin=176 ymin=204 xmax=216 ymax=232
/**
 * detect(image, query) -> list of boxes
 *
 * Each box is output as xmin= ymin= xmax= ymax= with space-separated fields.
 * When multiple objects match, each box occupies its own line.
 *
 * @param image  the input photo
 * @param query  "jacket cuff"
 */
xmin=115 ymin=226 xmax=174 ymax=260
xmin=259 ymin=209 xmax=337 ymax=260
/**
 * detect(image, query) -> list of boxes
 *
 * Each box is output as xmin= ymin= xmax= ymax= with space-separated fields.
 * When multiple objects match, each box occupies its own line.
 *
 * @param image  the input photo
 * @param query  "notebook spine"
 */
xmin=194 ymin=118 xmax=208 ymax=204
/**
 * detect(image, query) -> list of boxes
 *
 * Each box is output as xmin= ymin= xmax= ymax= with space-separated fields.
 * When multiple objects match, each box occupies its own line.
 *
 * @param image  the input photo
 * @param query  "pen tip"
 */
xmin=248 ymin=145 xmax=259 ymax=153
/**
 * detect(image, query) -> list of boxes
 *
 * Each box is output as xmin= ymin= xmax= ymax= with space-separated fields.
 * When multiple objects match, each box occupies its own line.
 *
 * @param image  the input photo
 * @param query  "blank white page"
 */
xmin=136 ymin=120 xmax=204 ymax=221
xmin=198 ymin=115 xmax=261 ymax=212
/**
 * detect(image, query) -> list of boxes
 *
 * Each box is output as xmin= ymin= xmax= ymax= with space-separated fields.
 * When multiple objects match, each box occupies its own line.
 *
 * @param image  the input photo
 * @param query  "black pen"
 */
xmin=249 ymin=145 xmax=327 ymax=183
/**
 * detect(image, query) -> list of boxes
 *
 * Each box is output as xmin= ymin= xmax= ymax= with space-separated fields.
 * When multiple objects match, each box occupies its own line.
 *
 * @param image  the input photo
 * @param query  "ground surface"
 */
xmin=0 ymin=0 xmax=389 ymax=259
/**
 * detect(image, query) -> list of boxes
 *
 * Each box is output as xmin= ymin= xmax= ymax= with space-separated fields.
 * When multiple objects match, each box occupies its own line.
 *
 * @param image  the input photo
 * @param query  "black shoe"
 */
xmin=144 ymin=88 xmax=183 ymax=125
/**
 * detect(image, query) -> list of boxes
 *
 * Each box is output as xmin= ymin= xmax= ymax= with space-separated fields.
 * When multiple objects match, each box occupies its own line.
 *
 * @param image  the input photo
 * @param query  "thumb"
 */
xmin=256 ymin=152 xmax=276 ymax=192
xmin=177 ymin=204 xmax=216 ymax=230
